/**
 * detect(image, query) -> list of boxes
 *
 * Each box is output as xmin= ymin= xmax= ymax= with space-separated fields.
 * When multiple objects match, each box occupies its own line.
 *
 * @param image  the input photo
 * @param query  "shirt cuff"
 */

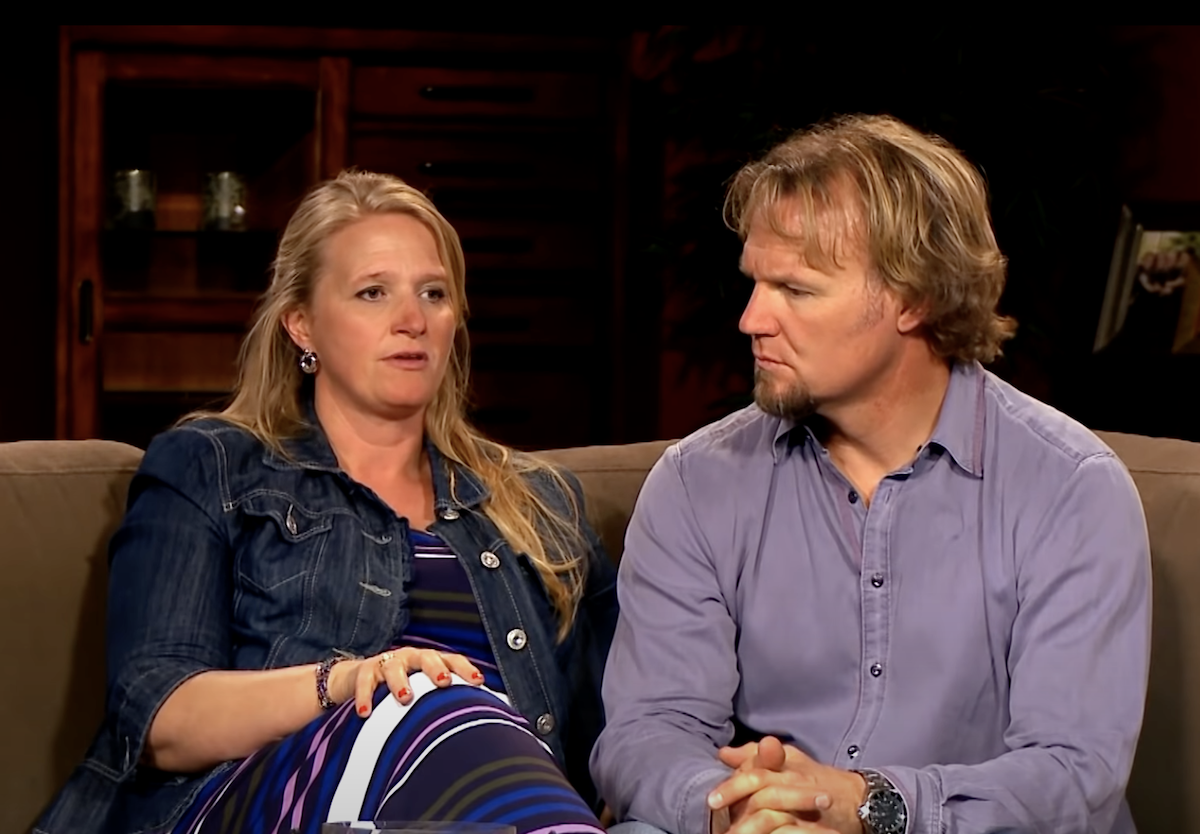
xmin=874 ymin=765 xmax=943 ymax=834
xmin=681 ymin=767 xmax=733 ymax=834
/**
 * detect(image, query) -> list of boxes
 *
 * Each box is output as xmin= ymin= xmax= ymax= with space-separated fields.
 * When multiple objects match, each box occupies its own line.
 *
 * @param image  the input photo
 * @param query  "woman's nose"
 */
xmin=391 ymin=293 xmax=426 ymax=335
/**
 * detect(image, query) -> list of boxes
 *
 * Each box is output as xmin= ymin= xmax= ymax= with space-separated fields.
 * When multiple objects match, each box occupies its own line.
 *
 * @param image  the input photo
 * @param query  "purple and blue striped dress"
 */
xmin=170 ymin=530 xmax=604 ymax=834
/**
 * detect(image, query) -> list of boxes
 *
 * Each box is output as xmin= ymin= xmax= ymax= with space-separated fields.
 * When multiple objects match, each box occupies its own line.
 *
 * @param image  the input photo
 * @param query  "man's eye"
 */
xmin=783 ymin=285 xmax=810 ymax=297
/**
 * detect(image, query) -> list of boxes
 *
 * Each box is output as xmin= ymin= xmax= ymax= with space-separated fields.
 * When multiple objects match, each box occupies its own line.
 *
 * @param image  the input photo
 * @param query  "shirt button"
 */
xmin=506 ymin=628 xmax=528 ymax=651
xmin=480 ymin=551 xmax=500 ymax=569
xmin=535 ymin=712 xmax=556 ymax=735
xmin=870 ymin=663 xmax=883 ymax=677
xmin=847 ymin=744 xmax=860 ymax=758
xmin=439 ymin=508 xmax=460 ymax=521
xmin=848 ymin=490 xmax=859 ymax=504
xmin=871 ymin=573 xmax=884 ymax=588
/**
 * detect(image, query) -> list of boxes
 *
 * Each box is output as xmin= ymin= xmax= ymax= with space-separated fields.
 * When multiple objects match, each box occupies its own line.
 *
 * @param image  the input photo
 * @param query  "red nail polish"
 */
xmin=436 ymin=672 xmax=450 ymax=683
xmin=357 ymin=704 xmax=368 ymax=716
xmin=471 ymin=671 xmax=483 ymax=680
xmin=398 ymin=687 xmax=410 ymax=699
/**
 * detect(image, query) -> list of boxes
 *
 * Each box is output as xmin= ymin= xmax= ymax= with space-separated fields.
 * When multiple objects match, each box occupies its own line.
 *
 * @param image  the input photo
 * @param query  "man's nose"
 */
xmin=739 ymin=283 xmax=771 ymax=335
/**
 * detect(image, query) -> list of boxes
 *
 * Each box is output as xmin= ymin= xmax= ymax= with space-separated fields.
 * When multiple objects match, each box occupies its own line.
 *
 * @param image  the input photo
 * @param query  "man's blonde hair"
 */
xmin=192 ymin=170 xmax=585 ymax=639
xmin=725 ymin=114 xmax=1016 ymax=362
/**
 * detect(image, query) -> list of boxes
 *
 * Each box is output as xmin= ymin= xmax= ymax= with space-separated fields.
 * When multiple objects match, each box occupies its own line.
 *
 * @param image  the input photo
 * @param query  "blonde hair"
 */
xmin=725 ymin=114 xmax=1016 ymax=363
xmin=193 ymin=170 xmax=585 ymax=639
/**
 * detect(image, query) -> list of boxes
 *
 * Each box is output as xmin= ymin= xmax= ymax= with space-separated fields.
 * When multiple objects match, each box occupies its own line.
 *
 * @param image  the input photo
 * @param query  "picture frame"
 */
xmin=1093 ymin=202 xmax=1200 ymax=355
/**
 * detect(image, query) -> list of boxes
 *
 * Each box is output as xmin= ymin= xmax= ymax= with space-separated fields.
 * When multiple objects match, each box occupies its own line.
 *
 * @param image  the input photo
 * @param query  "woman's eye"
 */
xmin=422 ymin=287 xmax=447 ymax=302
xmin=358 ymin=287 xmax=384 ymax=301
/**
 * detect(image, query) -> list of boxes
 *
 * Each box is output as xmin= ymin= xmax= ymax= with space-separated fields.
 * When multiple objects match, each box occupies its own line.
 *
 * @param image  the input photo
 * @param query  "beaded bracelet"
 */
xmin=315 ymin=656 xmax=347 ymax=710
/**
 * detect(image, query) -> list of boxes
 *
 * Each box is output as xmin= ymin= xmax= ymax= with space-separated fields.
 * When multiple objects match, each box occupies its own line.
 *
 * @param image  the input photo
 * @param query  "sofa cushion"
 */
xmin=538 ymin=440 xmax=673 ymax=564
xmin=1097 ymin=431 xmax=1200 ymax=834
xmin=0 ymin=440 xmax=142 ymax=834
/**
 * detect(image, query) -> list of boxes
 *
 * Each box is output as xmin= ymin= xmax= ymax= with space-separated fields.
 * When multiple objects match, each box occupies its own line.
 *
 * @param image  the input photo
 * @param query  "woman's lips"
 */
xmin=384 ymin=352 xmax=428 ymax=368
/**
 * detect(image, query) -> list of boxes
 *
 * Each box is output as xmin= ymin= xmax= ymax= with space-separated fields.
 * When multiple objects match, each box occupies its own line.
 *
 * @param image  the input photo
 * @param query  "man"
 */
xmin=590 ymin=115 xmax=1151 ymax=834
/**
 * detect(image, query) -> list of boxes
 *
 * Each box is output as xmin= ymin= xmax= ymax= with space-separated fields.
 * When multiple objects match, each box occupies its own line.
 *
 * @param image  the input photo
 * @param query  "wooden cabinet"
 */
xmin=58 ymin=26 xmax=629 ymax=450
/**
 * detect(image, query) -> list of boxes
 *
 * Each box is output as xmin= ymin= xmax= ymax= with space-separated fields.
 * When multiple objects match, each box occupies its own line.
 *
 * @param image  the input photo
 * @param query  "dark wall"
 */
xmin=644 ymin=25 xmax=1200 ymax=442
xmin=0 ymin=26 xmax=59 ymax=440
xmin=7 ymin=27 xmax=1200 ymax=444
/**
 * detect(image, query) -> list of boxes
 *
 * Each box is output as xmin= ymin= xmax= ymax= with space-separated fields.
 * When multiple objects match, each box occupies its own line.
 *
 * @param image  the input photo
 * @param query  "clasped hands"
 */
xmin=328 ymin=646 xmax=485 ymax=717
xmin=708 ymin=736 xmax=867 ymax=834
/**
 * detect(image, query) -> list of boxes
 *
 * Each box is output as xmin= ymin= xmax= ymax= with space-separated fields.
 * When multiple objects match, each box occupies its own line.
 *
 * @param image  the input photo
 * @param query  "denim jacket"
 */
xmin=36 ymin=418 xmax=618 ymax=834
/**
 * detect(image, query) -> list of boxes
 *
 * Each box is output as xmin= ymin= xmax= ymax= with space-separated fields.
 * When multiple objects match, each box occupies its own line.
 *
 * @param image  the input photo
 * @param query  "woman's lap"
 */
xmin=172 ymin=674 xmax=602 ymax=834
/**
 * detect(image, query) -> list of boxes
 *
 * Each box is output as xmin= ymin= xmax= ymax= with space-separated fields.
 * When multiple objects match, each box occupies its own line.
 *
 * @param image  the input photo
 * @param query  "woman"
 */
xmin=37 ymin=171 xmax=617 ymax=834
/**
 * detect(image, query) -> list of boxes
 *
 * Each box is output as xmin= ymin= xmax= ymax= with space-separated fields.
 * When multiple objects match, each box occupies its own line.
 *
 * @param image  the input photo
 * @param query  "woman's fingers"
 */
xmin=412 ymin=648 xmax=454 ymax=688
xmin=381 ymin=651 xmax=415 ymax=704
xmin=440 ymin=652 xmax=485 ymax=686
xmin=354 ymin=648 xmax=485 ymax=719
xmin=404 ymin=648 xmax=484 ymax=688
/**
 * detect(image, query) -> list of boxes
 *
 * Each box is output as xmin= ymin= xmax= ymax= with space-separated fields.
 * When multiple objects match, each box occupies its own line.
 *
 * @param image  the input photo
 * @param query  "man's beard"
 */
xmin=753 ymin=367 xmax=818 ymax=422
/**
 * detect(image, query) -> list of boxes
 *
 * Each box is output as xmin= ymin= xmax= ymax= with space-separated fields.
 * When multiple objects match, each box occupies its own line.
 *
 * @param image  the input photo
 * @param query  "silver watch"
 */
xmin=853 ymin=768 xmax=907 ymax=834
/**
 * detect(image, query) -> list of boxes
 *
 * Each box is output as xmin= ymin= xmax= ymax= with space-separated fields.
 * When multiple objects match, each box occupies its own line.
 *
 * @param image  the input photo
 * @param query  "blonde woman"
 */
xmin=38 ymin=172 xmax=616 ymax=834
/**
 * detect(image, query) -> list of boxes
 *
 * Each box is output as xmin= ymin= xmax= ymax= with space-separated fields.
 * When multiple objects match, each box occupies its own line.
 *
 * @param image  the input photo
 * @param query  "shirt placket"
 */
xmin=833 ymin=473 xmax=897 ymax=769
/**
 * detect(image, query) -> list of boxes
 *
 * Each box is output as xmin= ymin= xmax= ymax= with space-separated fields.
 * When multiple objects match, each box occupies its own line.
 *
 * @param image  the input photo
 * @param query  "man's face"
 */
xmin=738 ymin=197 xmax=908 ymax=422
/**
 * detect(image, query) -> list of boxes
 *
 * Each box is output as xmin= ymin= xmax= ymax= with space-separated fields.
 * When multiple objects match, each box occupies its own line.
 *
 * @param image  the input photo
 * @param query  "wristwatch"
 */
xmin=853 ymin=769 xmax=908 ymax=834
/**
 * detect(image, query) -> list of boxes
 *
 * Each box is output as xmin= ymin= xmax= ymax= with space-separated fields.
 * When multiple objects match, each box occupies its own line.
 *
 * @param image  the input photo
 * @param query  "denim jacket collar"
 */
xmin=261 ymin=398 xmax=490 ymax=511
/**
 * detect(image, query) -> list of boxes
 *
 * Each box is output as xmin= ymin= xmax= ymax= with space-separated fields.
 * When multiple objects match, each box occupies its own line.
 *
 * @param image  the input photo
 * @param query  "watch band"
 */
xmin=853 ymin=768 xmax=908 ymax=834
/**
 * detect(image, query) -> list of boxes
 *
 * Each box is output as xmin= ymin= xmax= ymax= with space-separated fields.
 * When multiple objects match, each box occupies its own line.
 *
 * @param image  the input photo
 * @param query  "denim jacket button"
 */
xmin=506 ymin=628 xmax=528 ymax=650
xmin=440 ymin=508 xmax=460 ymax=521
xmin=480 ymin=550 xmax=501 ymax=569
xmin=535 ymin=712 xmax=555 ymax=735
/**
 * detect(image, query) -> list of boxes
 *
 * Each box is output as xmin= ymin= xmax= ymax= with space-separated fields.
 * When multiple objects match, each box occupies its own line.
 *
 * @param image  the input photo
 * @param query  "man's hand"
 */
xmin=707 ymin=736 xmax=866 ymax=834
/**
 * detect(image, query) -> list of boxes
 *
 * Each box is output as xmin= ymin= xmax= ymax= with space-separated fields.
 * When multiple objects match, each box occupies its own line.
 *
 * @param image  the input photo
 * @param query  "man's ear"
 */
xmin=282 ymin=306 xmax=312 ymax=351
xmin=896 ymin=299 xmax=927 ymax=335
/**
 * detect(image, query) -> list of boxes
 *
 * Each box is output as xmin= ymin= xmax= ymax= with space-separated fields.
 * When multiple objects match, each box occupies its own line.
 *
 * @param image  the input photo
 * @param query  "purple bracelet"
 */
xmin=315 ymin=656 xmax=347 ymax=710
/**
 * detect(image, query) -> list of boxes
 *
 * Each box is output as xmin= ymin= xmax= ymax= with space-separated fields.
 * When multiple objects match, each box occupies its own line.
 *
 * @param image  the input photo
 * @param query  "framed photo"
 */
xmin=1094 ymin=202 xmax=1200 ymax=354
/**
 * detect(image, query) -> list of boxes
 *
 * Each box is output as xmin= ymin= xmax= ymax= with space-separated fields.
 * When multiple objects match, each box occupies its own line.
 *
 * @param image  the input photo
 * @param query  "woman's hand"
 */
xmin=329 ymin=647 xmax=485 ymax=717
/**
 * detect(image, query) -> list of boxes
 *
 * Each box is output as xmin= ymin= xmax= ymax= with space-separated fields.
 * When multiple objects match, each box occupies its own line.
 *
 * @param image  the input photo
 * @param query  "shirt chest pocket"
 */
xmin=236 ymin=495 xmax=334 ymax=593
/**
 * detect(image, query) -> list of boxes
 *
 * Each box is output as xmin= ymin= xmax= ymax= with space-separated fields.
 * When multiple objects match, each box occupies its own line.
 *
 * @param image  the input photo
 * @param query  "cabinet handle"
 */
xmin=79 ymin=279 xmax=94 ymax=344
xmin=419 ymin=85 xmax=535 ymax=103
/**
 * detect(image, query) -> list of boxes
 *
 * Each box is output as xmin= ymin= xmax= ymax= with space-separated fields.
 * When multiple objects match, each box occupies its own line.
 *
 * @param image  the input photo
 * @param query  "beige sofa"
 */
xmin=2 ymin=432 xmax=1199 ymax=834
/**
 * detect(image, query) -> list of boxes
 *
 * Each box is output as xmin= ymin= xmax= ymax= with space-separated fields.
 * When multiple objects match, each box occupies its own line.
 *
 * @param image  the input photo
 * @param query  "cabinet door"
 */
xmin=59 ymin=50 xmax=336 ymax=444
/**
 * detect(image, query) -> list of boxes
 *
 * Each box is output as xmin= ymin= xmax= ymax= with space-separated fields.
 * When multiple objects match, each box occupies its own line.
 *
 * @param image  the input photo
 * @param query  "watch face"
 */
xmin=867 ymin=788 xmax=908 ymax=834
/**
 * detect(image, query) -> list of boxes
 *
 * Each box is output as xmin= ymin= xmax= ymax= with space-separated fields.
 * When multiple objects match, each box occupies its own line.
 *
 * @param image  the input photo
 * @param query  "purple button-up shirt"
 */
xmin=591 ymin=362 xmax=1150 ymax=834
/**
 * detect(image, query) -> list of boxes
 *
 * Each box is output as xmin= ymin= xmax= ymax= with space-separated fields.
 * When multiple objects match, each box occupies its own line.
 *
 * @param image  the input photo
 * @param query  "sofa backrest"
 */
xmin=0 ymin=440 xmax=142 ymax=834
xmin=2 ymin=432 xmax=1198 ymax=833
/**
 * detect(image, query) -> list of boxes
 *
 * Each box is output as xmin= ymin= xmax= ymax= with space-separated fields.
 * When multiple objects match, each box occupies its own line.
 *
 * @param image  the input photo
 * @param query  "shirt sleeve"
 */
xmin=589 ymin=445 xmax=737 ymax=834
xmin=880 ymin=452 xmax=1151 ymax=834
xmin=105 ymin=427 xmax=233 ymax=775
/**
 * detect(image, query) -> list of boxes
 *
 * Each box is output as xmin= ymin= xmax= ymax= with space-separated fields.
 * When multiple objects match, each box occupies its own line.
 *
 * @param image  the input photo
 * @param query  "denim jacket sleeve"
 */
xmin=105 ymin=426 xmax=234 ymax=778
xmin=553 ymin=470 xmax=619 ymax=811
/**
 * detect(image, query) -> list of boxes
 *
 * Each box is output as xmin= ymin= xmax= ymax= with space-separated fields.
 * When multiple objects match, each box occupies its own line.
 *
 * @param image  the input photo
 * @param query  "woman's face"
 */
xmin=284 ymin=212 xmax=458 ymax=425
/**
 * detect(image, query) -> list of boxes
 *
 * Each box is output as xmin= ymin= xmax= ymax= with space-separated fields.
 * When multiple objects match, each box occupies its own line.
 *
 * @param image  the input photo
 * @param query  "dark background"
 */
xmin=6 ymin=25 xmax=1200 ymax=445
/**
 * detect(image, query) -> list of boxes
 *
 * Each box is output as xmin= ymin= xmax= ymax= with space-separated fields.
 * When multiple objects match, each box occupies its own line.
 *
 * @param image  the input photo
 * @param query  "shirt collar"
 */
xmin=770 ymin=360 xmax=986 ymax=478
xmin=924 ymin=360 xmax=985 ymax=478
xmin=265 ymin=395 xmax=489 ymax=510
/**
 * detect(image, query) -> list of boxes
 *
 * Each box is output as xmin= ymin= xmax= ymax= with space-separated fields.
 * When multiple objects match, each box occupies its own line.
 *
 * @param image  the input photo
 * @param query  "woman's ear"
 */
xmin=282 ymin=306 xmax=312 ymax=351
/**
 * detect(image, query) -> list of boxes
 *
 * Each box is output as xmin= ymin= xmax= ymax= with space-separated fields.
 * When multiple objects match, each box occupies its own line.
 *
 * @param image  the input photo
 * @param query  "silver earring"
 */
xmin=299 ymin=348 xmax=318 ymax=374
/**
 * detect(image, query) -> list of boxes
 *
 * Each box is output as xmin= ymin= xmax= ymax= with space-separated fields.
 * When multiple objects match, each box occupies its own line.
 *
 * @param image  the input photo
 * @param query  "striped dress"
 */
xmin=170 ymin=530 xmax=604 ymax=834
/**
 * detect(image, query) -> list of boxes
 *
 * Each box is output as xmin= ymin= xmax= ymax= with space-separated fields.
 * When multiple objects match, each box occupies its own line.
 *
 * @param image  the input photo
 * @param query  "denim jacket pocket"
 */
xmin=236 ymin=493 xmax=333 ymax=591
xmin=233 ymin=495 xmax=333 ymax=664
